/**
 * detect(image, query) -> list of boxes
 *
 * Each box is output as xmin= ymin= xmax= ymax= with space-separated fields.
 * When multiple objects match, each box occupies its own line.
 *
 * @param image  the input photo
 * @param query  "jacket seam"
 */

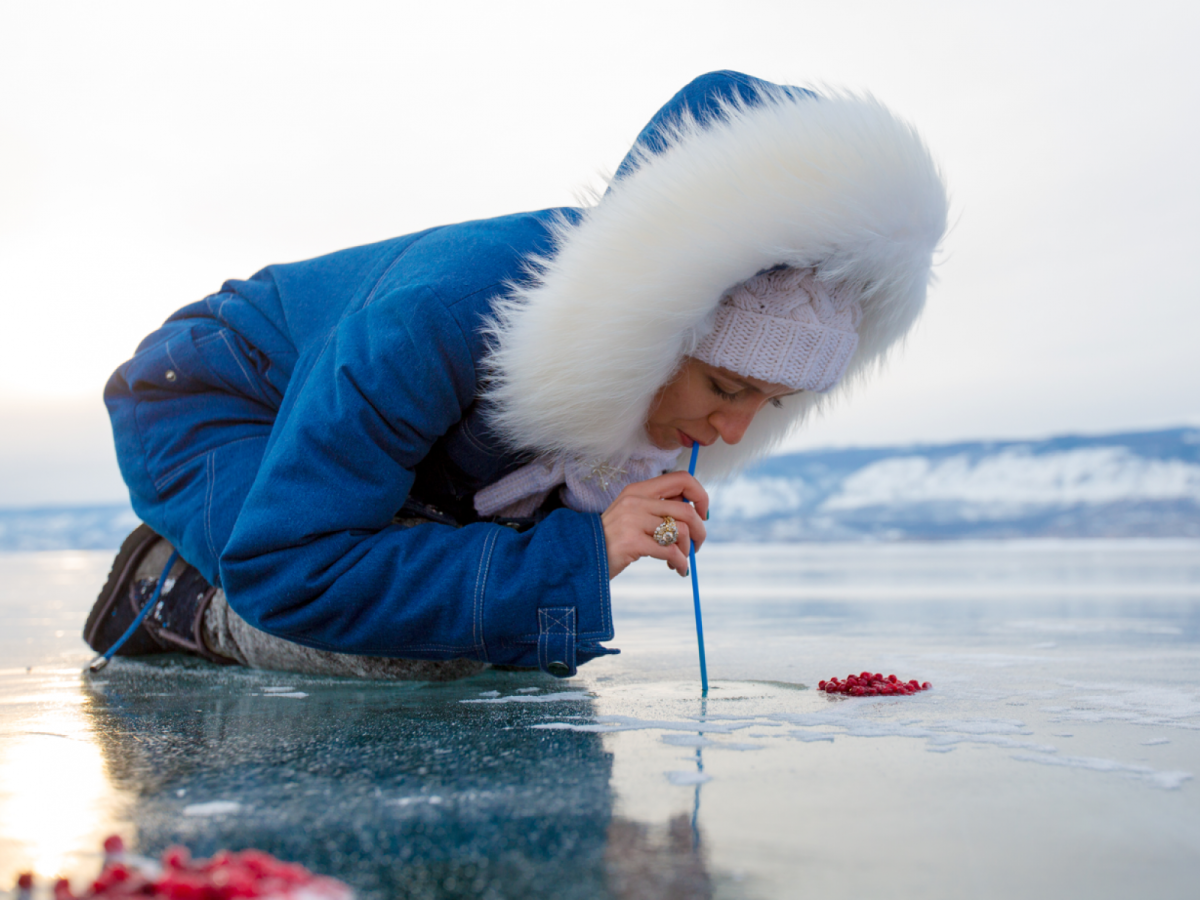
xmin=217 ymin=330 xmax=261 ymax=400
xmin=473 ymin=527 xmax=499 ymax=659
xmin=589 ymin=514 xmax=613 ymax=635
xmin=204 ymin=451 xmax=218 ymax=563
xmin=153 ymin=434 xmax=267 ymax=493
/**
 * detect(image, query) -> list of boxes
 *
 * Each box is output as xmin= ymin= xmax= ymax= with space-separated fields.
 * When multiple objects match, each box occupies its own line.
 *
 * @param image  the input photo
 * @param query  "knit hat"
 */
xmin=693 ymin=267 xmax=863 ymax=392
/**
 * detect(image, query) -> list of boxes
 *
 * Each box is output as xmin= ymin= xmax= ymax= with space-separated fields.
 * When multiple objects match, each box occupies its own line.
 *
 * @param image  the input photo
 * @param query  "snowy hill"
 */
xmin=706 ymin=427 xmax=1200 ymax=540
xmin=2 ymin=428 xmax=1198 ymax=549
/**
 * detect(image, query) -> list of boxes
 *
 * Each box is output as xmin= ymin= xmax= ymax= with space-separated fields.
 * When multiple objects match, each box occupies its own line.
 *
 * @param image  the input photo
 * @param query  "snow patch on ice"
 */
xmin=461 ymin=691 xmax=590 ymax=704
xmin=387 ymin=795 xmax=444 ymax=806
xmin=262 ymin=692 xmax=308 ymax=699
xmin=1141 ymin=737 xmax=1171 ymax=746
xmin=476 ymin=690 xmax=502 ymax=698
xmin=662 ymin=734 xmax=713 ymax=747
xmin=183 ymin=801 xmax=242 ymax=816
xmin=262 ymin=686 xmax=297 ymax=693
xmin=1044 ymin=681 xmax=1200 ymax=729
xmin=516 ymin=687 xmax=541 ymax=694
xmin=790 ymin=731 xmax=836 ymax=743
xmin=1011 ymin=752 xmax=1193 ymax=790
xmin=774 ymin=709 xmax=1055 ymax=753
xmin=666 ymin=770 xmax=712 ymax=786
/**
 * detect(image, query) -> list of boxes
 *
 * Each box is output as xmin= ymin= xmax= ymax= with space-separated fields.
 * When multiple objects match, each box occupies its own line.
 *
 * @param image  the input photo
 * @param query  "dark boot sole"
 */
xmin=83 ymin=523 xmax=167 ymax=656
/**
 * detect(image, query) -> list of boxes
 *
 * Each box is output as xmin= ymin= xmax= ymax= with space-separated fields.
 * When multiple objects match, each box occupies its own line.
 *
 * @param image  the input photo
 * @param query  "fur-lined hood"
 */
xmin=482 ymin=72 xmax=948 ymax=481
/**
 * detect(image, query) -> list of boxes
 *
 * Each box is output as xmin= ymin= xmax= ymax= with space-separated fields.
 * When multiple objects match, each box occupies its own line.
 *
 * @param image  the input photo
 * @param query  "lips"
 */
xmin=677 ymin=430 xmax=715 ymax=448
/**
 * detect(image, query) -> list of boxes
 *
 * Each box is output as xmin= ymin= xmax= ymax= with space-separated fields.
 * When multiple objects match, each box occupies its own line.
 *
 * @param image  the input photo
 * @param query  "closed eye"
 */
xmin=709 ymin=379 xmax=741 ymax=401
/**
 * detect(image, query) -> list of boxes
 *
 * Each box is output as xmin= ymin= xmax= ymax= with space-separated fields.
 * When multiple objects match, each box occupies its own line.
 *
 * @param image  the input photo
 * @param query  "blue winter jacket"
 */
xmin=106 ymin=71 xmax=775 ymax=676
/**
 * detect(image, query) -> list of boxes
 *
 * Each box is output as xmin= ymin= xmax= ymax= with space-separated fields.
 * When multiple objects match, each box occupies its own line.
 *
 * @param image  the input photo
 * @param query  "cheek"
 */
xmin=658 ymin=384 xmax=706 ymax=422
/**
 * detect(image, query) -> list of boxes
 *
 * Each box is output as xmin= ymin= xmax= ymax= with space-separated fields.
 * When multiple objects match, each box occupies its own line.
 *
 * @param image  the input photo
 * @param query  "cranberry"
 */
xmin=821 ymin=672 xmax=931 ymax=698
xmin=17 ymin=873 xmax=33 ymax=890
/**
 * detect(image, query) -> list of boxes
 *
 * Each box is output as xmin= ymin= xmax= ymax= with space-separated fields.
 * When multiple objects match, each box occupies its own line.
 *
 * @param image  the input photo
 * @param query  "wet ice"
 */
xmin=2 ymin=540 xmax=1199 ymax=899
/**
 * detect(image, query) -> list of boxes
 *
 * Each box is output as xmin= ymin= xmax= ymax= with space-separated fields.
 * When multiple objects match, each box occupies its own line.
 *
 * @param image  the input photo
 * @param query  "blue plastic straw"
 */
xmin=688 ymin=442 xmax=709 ymax=696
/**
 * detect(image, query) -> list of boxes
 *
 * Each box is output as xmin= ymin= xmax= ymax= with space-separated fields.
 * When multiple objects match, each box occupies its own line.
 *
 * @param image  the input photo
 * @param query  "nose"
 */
xmin=709 ymin=407 xmax=756 ymax=445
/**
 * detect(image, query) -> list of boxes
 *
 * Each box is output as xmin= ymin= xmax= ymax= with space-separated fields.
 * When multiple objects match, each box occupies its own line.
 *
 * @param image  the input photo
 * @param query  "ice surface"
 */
xmin=460 ymin=691 xmax=590 ymax=704
xmin=183 ymin=801 xmax=244 ymax=816
xmin=664 ymin=771 xmax=711 ymax=786
xmin=1011 ymin=752 xmax=1193 ymax=790
xmin=1 ymin=543 xmax=1198 ymax=899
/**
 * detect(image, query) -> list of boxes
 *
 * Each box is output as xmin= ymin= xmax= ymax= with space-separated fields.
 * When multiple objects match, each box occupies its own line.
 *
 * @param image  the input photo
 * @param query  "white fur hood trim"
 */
xmin=482 ymin=84 xmax=949 ymax=481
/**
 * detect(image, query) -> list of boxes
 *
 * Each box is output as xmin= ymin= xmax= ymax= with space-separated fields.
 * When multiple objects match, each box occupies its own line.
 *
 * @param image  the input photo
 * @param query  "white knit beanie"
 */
xmin=693 ymin=267 xmax=863 ymax=392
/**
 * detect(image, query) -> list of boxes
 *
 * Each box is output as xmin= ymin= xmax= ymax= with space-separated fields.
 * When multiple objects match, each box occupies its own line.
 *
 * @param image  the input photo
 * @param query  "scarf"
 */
xmin=473 ymin=443 xmax=683 ymax=518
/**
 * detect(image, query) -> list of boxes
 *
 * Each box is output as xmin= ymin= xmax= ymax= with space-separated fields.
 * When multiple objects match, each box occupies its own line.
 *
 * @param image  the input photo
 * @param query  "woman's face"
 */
xmin=644 ymin=357 xmax=798 ymax=451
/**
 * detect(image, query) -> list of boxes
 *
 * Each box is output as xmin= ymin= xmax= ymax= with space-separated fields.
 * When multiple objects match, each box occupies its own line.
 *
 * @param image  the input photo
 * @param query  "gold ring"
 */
xmin=653 ymin=516 xmax=679 ymax=547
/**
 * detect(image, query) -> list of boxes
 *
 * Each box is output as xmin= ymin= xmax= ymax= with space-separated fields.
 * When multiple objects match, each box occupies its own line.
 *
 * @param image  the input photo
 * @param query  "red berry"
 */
xmin=818 ymin=680 xmax=826 ymax=689
xmin=922 ymin=682 xmax=932 ymax=690
xmin=887 ymin=674 xmax=898 ymax=683
xmin=53 ymin=878 xmax=76 ymax=900
xmin=164 ymin=846 xmax=192 ymax=870
xmin=17 ymin=873 xmax=34 ymax=890
xmin=103 ymin=834 xmax=125 ymax=855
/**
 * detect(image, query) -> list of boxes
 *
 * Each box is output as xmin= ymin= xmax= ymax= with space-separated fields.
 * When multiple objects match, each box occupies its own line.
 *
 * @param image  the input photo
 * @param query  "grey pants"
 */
xmin=201 ymin=593 xmax=486 ymax=681
xmin=136 ymin=535 xmax=484 ymax=681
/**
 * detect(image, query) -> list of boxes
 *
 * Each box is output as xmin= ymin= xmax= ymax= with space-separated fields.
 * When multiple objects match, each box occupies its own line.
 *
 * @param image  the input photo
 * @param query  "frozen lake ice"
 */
xmin=2 ymin=540 xmax=1199 ymax=898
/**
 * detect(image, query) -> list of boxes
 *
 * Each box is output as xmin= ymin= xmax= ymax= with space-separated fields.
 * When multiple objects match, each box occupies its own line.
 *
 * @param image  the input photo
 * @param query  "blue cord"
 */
xmin=87 ymin=549 xmax=180 ymax=673
xmin=688 ymin=442 xmax=709 ymax=696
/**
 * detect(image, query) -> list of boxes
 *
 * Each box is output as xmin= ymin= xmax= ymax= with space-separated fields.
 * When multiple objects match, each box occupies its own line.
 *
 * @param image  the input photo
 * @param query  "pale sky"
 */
xmin=2 ymin=0 xmax=1198 ymax=505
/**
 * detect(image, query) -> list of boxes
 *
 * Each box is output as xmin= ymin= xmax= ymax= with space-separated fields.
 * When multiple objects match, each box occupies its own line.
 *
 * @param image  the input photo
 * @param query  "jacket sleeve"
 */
xmin=218 ymin=280 xmax=615 ymax=677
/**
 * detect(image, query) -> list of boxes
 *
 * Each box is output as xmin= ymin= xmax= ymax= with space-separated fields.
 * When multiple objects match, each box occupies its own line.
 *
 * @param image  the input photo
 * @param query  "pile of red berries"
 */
xmin=15 ymin=835 xmax=353 ymax=899
xmin=819 ymin=672 xmax=931 ymax=697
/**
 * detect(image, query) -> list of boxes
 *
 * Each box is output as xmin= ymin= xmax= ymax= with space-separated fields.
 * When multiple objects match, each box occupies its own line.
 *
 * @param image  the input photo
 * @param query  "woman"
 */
xmin=84 ymin=71 xmax=948 ymax=679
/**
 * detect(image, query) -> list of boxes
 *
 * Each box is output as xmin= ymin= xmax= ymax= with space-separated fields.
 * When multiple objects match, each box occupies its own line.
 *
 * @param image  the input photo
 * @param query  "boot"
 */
xmin=84 ymin=524 xmax=233 ymax=667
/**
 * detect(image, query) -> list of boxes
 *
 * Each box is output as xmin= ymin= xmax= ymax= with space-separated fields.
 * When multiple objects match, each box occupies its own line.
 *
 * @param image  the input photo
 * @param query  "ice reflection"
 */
xmin=0 ymin=672 xmax=131 ymax=884
xmin=61 ymin=661 xmax=720 ymax=899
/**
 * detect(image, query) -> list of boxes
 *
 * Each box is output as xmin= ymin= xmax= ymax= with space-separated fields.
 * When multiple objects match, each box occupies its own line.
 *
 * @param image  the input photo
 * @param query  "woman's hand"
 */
xmin=601 ymin=472 xmax=709 ymax=580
